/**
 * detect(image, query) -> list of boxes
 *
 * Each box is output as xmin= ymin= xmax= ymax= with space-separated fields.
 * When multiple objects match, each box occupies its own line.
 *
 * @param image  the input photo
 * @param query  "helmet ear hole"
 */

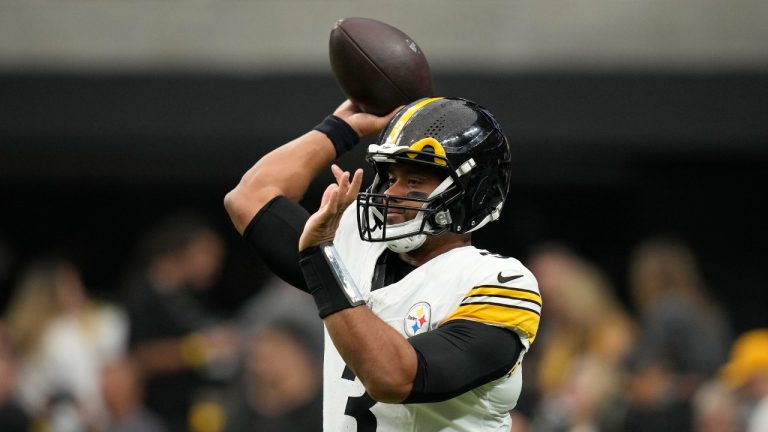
xmin=428 ymin=209 xmax=452 ymax=228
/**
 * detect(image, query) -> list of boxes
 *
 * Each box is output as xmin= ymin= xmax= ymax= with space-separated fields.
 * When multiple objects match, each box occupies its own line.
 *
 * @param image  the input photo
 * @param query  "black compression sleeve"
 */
xmin=403 ymin=319 xmax=523 ymax=404
xmin=243 ymin=195 xmax=310 ymax=292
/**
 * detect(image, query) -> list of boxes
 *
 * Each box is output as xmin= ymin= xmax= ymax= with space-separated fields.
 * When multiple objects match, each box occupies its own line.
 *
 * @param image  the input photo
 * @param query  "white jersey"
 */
xmin=323 ymin=207 xmax=541 ymax=432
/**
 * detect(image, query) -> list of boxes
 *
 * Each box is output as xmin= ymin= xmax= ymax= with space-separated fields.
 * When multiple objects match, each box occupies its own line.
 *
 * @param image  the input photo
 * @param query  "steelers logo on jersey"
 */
xmin=404 ymin=302 xmax=432 ymax=337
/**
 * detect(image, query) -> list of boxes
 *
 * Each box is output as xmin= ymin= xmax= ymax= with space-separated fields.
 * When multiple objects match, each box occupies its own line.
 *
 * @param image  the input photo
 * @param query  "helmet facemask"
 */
xmin=356 ymin=146 xmax=466 ymax=253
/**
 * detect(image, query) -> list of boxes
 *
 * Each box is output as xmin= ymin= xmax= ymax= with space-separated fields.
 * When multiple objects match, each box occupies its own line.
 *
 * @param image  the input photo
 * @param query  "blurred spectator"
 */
xmin=525 ymin=244 xmax=636 ymax=432
xmin=237 ymin=275 xmax=322 ymax=342
xmin=629 ymin=237 xmax=732 ymax=380
xmin=100 ymin=356 xmax=166 ymax=432
xmin=621 ymin=356 xmax=694 ymax=432
xmin=719 ymin=329 xmax=768 ymax=432
xmin=217 ymin=276 xmax=323 ymax=432
xmin=692 ymin=380 xmax=741 ymax=432
xmin=509 ymin=411 xmax=530 ymax=432
xmin=0 ymin=322 xmax=32 ymax=432
xmin=622 ymin=237 xmax=733 ymax=431
xmin=121 ymin=214 xmax=238 ymax=431
xmin=4 ymin=257 xmax=127 ymax=431
xmin=0 ymin=238 xmax=14 ymax=308
xmin=223 ymin=319 xmax=323 ymax=432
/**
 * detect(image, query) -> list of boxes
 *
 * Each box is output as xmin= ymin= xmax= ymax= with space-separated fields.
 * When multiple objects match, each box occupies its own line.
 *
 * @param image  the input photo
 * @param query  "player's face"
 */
xmin=384 ymin=163 xmax=443 ymax=225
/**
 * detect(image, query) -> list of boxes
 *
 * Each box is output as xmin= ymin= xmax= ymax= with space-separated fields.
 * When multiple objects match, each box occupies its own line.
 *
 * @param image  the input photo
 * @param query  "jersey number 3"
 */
xmin=343 ymin=365 xmax=377 ymax=431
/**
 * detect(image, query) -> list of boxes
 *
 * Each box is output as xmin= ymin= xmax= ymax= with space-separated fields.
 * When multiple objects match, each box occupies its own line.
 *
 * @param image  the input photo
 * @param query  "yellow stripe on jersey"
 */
xmin=444 ymin=303 xmax=540 ymax=344
xmin=444 ymin=284 xmax=542 ymax=344
xmin=465 ymin=286 xmax=542 ymax=307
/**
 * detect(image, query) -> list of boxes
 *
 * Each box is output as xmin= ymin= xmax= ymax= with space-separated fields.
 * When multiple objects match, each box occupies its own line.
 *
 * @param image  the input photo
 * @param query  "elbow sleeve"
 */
xmin=243 ymin=195 xmax=310 ymax=292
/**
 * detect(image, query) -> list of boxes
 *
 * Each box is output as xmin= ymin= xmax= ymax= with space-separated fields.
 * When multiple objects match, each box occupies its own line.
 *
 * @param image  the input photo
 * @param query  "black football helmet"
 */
xmin=356 ymin=97 xmax=512 ymax=252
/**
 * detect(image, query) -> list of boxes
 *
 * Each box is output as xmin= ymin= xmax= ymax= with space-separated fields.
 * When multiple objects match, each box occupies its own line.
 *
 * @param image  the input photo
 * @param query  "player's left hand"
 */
xmin=299 ymin=164 xmax=363 ymax=251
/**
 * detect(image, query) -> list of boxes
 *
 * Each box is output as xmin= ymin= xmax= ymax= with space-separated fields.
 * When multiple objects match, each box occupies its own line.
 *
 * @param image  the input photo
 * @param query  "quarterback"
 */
xmin=225 ymin=97 xmax=541 ymax=431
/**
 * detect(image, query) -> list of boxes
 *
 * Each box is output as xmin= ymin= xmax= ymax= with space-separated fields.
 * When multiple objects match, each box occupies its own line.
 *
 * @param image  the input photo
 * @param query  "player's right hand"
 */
xmin=333 ymin=100 xmax=401 ymax=138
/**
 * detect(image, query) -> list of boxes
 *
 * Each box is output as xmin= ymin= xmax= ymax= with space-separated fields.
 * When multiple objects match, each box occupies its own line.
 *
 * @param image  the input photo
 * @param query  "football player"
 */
xmin=225 ymin=97 xmax=541 ymax=431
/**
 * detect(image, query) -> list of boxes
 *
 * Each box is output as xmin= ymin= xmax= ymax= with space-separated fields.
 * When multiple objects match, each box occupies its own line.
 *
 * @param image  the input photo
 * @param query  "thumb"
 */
xmin=320 ymin=183 xmax=339 ymax=207
xmin=379 ymin=105 xmax=403 ymax=128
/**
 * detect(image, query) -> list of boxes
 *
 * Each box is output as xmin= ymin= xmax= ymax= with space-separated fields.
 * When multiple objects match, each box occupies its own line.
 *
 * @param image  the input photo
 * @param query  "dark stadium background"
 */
xmin=1 ymin=72 xmax=766 ymax=332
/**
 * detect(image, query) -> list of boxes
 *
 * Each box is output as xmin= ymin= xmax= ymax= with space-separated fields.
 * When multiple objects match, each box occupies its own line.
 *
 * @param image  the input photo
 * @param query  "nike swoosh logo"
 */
xmin=497 ymin=272 xmax=523 ymax=284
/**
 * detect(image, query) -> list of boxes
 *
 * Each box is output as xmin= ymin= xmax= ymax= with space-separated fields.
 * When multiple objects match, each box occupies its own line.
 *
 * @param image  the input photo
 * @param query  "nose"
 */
xmin=383 ymin=180 xmax=405 ymax=200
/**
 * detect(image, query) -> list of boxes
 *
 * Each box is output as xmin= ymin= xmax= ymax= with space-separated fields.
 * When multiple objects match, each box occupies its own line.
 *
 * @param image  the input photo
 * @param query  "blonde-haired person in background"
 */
xmin=525 ymin=244 xmax=636 ymax=432
xmin=4 ymin=256 xmax=128 ymax=431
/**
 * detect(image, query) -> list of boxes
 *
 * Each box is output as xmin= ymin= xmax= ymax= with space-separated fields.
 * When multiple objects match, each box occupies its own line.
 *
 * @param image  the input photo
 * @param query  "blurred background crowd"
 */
xmin=1 ymin=1 xmax=767 ymax=431
xmin=0 ymin=215 xmax=325 ymax=432
xmin=2 ymin=223 xmax=768 ymax=432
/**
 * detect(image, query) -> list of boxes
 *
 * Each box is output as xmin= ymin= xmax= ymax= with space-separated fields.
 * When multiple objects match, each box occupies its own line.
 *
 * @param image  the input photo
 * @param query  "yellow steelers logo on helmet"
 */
xmin=407 ymin=137 xmax=447 ymax=166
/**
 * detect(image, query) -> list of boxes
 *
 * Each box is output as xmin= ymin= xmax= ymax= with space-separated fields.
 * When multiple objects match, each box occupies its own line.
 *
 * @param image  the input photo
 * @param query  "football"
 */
xmin=329 ymin=17 xmax=434 ymax=116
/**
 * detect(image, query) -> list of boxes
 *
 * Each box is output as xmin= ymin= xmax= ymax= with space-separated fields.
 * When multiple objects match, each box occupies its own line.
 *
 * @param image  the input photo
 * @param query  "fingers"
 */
xmin=328 ymin=187 xmax=340 ymax=213
xmin=333 ymin=99 xmax=357 ymax=117
xmin=331 ymin=165 xmax=363 ymax=205
xmin=299 ymin=183 xmax=340 ymax=251
xmin=320 ymin=182 xmax=338 ymax=205
xmin=299 ymin=165 xmax=361 ymax=250
xmin=375 ymin=105 xmax=404 ymax=130
xmin=319 ymin=183 xmax=340 ymax=216
xmin=331 ymin=164 xmax=350 ymax=200
xmin=335 ymin=103 xmax=401 ymax=138
xmin=331 ymin=163 xmax=344 ymax=181
xmin=350 ymin=168 xmax=364 ymax=195
xmin=386 ymin=105 xmax=405 ymax=118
